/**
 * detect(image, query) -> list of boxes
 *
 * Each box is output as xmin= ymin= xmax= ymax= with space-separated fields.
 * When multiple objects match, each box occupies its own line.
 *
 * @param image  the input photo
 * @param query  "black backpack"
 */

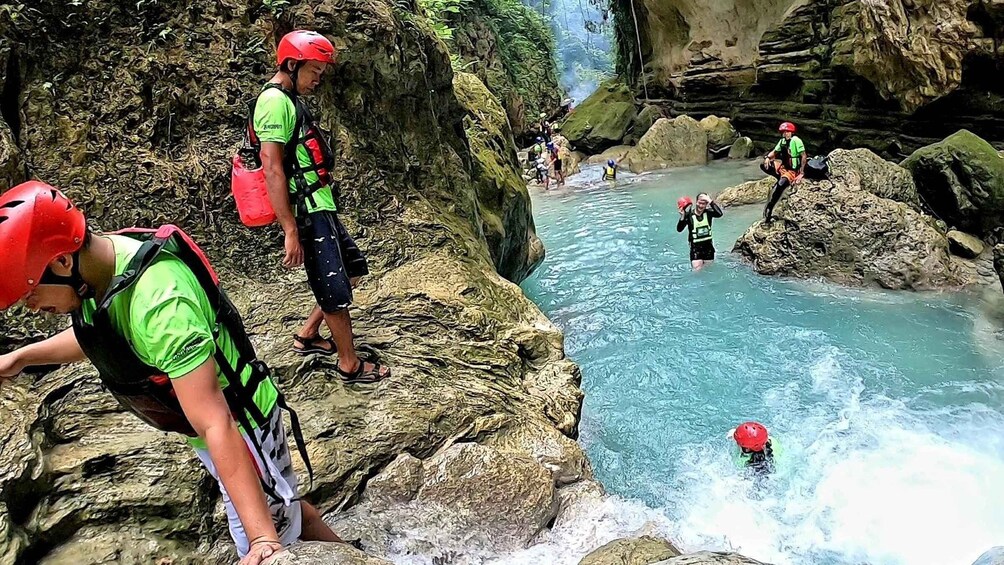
xmin=805 ymin=155 xmax=829 ymax=180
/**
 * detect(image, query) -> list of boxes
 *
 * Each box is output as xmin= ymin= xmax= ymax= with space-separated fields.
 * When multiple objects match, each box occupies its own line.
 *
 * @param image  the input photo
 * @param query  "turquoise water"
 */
xmin=520 ymin=162 xmax=1004 ymax=565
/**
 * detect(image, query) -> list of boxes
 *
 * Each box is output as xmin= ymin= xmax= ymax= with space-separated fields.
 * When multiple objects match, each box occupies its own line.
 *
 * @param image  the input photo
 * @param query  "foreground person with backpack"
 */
xmin=0 ymin=182 xmax=346 ymax=564
xmin=247 ymin=30 xmax=389 ymax=383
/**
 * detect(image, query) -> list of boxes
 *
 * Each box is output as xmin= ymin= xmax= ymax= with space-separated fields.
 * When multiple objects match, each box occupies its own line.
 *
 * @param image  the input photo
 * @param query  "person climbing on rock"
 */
xmin=547 ymin=141 xmax=565 ymax=187
xmin=537 ymin=112 xmax=553 ymax=142
xmin=602 ymin=155 xmax=627 ymax=182
xmin=677 ymin=192 xmax=723 ymax=271
xmin=761 ymin=121 xmax=806 ymax=222
xmin=251 ymin=29 xmax=389 ymax=382
xmin=0 ymin=181 xmax=349 ymax=565
xmin=729 ymin=421 xmax=777 ymax=476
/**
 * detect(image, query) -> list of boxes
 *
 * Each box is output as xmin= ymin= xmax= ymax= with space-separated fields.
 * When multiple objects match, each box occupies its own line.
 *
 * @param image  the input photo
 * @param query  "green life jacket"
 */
xmin=691 ymin=212 xmax=713 ymax=243
xmin=734 ymin=438 xmax=780 ymax=472
xmin=603 ymin=165 xmax=616 ymax=180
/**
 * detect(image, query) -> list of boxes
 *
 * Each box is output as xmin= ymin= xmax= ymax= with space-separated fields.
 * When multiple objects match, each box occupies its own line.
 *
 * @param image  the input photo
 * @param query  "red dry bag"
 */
xmin=231 ymin=154 xmax=276 ymax=228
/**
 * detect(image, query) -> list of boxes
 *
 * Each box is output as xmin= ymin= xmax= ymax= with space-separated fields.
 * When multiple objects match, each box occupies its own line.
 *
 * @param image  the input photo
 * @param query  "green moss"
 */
xmin=447 ymin=0 xmax=559 ymax=136
xmin=559 ymin=79 xmax=636 ymax=153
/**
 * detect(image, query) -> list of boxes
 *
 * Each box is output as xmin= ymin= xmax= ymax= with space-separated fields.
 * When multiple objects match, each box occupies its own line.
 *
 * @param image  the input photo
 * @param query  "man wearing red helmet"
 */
xmin=250 ymin=29 xmax=390 ymax=383
xmin=0 ymin=182 xmax=345 ymax=564
xmin=761 ymin=121 xmax=807 ymax=223
xmin=730 ymin=421 xmax=777 ymax=475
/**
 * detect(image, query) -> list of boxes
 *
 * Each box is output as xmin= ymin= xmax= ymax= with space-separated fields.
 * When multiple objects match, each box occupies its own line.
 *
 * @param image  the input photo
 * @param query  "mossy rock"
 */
xmin=624 ymin=105 xmax=665 ymax=146
xmin=559 ymin=80 xmax=637 ymax=154
xmin=901 ymin=130 xmax=1004 ymax=236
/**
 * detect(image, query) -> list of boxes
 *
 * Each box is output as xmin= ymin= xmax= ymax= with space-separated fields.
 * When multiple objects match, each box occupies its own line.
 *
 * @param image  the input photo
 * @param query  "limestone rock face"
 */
xmin=829 ymin=148 xmax=920 ymax=209
xmin=717 ymin=178 xmax=774 ymax=207
xmin=733 ymin=159 xmax=975 ymax=289
xmin=700 ymin=116 xmax=738 ymax=150
xmin=264 ymin=542 xmax=393 ymax=565
xmin=454 ymin=72 xmax=544 ymax=281
xmin=331 ymin=442 xmax=560 ymax=556
xmin=626 ymin=116 xmax=708 ymax=173
xmin=560 ymin=80 xmax=638 ymax=154
xmin=901 ymin=130 xmax=1004 ymax=237
xmin=0 ymin=0 xmax=583 ymax=563
xmin=948 ymin=230 xmax=986 ymax=258
xmin=653 ymin=552 xmax=770 ymax=565
xmin=587 ymin=145 xmax=634 ymax=165
xmin=624 ymin=105 xmax=666 ymax=146
xmin=610 ymin=0 xmax=1004 ymax=156
xmin=728 ymin=137 xmax=754 ymax=160
xmin=579 ymin=536 xmax=682 ymax=565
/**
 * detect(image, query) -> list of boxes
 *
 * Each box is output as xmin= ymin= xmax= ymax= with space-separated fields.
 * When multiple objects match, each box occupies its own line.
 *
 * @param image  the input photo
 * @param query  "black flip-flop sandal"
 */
xmin=335 ymin=360 xmax=390 ymax=384
xmin=291 ymin=334 xmax=336 ymax=356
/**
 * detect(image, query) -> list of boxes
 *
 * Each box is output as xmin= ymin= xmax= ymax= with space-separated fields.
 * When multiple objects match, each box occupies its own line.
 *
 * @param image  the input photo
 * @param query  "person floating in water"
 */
xmin=731 ymin=421 xmax=776 ymax=476
xmin=761 ymin=121 xmax=806 ymax=223
xmin=677 ymin=193 xmax=723 ymax=271
xmin=602 ymin=155 xmax=627 ymax=182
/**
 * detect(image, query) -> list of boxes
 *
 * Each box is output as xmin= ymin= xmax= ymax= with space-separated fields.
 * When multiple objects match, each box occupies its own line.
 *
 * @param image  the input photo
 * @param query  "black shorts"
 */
xmin=298 ymin=211 xmax=369 ymax=313
xmin=690 ymin=240 xmax=716 ymax=261
xmin=554 ymin=159 xmax=563 ymax=173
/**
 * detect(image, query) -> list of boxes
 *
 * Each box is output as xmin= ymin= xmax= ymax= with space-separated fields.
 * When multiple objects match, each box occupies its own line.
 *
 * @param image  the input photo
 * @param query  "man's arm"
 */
xmin=708 ymin=201 xmax=724 ymax=218
xmin=261 ymin=142 xmax=303 ymax=269
xmin=676 ymin=212 xmax=689 ymax=232
xmin=798 ymin=151 xmax=807 ymax=175
xmin=0 ymin=328 xmax=86 ymax=378
xmin=172 ymin=358 xmax=283 ymax=562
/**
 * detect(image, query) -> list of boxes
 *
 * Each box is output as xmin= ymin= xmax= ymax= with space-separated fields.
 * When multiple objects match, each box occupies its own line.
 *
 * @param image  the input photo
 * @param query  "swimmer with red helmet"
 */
xmin=729 ymin=421 xmax=777 ymax=476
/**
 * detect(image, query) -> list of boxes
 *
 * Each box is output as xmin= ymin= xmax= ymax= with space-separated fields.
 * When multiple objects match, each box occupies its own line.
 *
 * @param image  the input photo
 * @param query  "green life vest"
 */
xmin=691 ymin=212 xmax=713 ymax=243
xmin=603 ymin=165 xmax=616 ymax=180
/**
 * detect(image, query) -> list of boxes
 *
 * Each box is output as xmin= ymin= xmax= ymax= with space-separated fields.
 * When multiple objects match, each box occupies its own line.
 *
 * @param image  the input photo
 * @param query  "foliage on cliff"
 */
xmin=446 ymin=0 xmax=561 ymax=137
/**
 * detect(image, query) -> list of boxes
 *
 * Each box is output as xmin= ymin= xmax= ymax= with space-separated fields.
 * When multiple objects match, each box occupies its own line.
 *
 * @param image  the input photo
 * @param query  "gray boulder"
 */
xmin=579 ymin=536 xmax=682 ymax=565
xmin=699 ymin=116 xmax=739 ymax=150
xmin=947 ymin=230 xmax=985 ymax=258
xmin=626 ymin=116 xmax=708 ymax=173
xmin=901 ymin=130 xmax=1004 ymax=236
xmin=728 ymin=137 xmax=754 ymax=159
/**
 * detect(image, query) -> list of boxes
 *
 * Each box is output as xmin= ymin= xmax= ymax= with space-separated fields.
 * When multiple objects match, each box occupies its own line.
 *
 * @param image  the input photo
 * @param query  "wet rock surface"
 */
xmin=611 ymin=0 xmax=1004 ymax=157
xmin=626 ymin=116 xmax=708 ymax=173
xmin=0 ymin=0 xmax=579 ymax=562
xmin=733 ymin=152 xmax=985 ymax=290
xmin=579 ymin=536 xmax=682 ymax=565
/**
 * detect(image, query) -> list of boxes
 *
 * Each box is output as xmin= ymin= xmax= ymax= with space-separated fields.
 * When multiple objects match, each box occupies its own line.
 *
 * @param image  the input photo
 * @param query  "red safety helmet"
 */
xmin=733 ymin=421 xmax=769 ymax=452
xmin=778 ymin=122 xmax=797 ymax=133
xmin=0 ymin=181 xmax=87 ymax=310
xmin=677 ymin=196 xmax=693 ymax=210
xmin=277 ymin=30 xmax=337 ymax=68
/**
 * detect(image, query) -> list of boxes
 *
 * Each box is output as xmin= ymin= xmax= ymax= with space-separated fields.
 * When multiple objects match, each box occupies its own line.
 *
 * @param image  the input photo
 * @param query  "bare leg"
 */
xmin=692 ymin=259 xmax=704 ymax=271
xmin=299 ymin=501 xmax=342 ymax=542
xmin=298 ymin=306 xmax=325 ymax=338
xmin=324 ymin=309 xmax=389 ymax=377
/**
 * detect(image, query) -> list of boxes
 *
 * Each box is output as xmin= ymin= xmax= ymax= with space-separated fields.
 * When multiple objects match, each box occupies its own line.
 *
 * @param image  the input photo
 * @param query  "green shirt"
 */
xmin=79 ymin=235 xmax=279 ymax=448
xmin=253 ymin=85 xmax=337 ymax=215
xmin=774 ymin=136 xmax=806 ymax=164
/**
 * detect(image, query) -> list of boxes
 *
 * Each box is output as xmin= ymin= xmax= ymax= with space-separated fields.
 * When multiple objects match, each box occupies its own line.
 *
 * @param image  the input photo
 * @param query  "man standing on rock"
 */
xmin=251 ymin=29 xmax=389 ymax=383
xmin=0 ymin=181 xmax=347 ymax=564
xmin=761 ymin=121 xmax=806 ymax=222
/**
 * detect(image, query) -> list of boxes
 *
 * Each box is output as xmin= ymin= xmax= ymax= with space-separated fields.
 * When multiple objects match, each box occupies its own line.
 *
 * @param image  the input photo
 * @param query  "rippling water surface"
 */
xmin=516 ymin=162 xmax=1004 ymax=565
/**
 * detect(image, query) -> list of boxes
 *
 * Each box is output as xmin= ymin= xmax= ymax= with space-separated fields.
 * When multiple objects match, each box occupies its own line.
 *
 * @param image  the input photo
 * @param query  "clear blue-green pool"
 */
xmin=520 ymin=162 xmax=1004 ymax=565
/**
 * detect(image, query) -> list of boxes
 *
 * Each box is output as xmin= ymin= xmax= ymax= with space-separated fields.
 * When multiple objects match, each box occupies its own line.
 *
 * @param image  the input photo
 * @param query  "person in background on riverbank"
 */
xmin=252 ymin=30 xmax=389 ymax=383
xmin=0 ymin=181 xmax=348 ymax=564
xmin=730 ymin=421 xmax=776 ymax=477
xmin=677 ymin=193 xmax=723 ymax=271
xmin=537 ymin=112 xmax=553 ymax=142
xmin=602 ymin=155 xmax=627 ymax=182
xmin=547 ymin=141 xmax=565 ymax=188
xmin=761 ymin=121 xmax=806 ymax=223
xmin=527 ymin=137 xmax=544 ymax=181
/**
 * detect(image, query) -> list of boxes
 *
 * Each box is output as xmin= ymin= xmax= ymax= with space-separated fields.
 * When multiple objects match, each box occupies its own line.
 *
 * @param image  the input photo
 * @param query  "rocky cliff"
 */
xmin=611 ymin=0 xmax=1004 ymax=158
xmin=448 ymin=0 xmax=561 ymax=139
xmin=0 ymin=0 xmax=580 ymax=562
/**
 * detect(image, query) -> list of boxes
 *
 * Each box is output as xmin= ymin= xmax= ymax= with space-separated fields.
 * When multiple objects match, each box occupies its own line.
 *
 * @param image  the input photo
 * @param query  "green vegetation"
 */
xmin=418 ymin=0 xmax=469 ymax=41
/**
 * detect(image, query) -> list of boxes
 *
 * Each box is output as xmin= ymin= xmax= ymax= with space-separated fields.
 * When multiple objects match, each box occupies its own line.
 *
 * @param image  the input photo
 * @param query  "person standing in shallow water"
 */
xmin=761 ymin=121 xmax=806 ymax=222
xmin=0 ymin=181 xmax=348 ymax=564
xmin=252 ymin=30 xmax=389 ymax=383
xmin=677 ymin=193 xmax=723 ymax=271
